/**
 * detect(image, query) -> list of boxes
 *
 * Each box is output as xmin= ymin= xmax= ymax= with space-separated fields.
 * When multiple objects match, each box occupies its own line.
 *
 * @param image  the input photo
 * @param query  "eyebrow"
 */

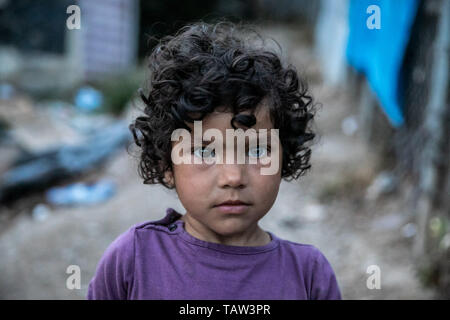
xmin=191 ymin=137 xmax=272 ymax=145
xmin=192 ymin=129 xmax=273 ymax=140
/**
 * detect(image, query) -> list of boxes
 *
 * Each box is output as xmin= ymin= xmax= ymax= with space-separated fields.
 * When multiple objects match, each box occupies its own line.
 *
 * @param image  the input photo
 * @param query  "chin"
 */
xmin=211 ymin=220 xmax=249 ymax=236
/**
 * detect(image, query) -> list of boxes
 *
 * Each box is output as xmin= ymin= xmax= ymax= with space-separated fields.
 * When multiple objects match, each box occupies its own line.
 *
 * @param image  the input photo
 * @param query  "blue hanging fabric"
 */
xmin=346 ymin=0 xmax=420 ymax=127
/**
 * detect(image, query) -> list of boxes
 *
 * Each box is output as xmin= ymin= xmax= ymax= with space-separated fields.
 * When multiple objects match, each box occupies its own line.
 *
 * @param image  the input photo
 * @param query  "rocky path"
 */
xmin=0 ymin=24 xmax=437 ymax=299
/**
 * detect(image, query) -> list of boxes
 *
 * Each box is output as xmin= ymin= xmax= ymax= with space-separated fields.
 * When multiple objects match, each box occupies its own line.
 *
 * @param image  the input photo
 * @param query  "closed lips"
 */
xmin=215 ymin=200 xmax=250 ymax=206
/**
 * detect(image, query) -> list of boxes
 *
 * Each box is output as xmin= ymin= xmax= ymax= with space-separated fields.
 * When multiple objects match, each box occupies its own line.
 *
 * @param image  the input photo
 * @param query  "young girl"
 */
xmin=87 ymin=21 xmax=342 ymax=300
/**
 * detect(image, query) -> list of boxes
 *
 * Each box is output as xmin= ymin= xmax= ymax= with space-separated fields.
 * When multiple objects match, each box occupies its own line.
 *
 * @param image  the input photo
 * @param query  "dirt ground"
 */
xmin=0 ymin=25 xmax=438 ymax=299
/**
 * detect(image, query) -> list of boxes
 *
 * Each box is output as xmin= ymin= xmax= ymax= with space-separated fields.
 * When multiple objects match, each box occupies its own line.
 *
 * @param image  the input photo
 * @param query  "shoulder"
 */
xmin=94 ymin=223 xmax=142 ymax=277
xmin=278 ymin=237 xmax=326 ymax=262
xmin=100 ymin=221 xmax=153 ymax=260
xmin=105 ymin=218 xmax=174 ymax=255
xmin=102 ymin=214 xmax=181 ymax=263
xmin=94 ymin=218 xmax=172 ymax=269
xmin=278 ymin=238 xmax=335 ymax=274
xmin=86 ymin=225 xmax=137 ymax=299
xmin=87 ymin=219 xmax=171 ymax=300
xmin=106 ymin=224 xmax=137 ymax=254
xmin=276 ymin=238 xmax=342 ymax=299
xmin=87 ymin=210 xmax=182 ymax=300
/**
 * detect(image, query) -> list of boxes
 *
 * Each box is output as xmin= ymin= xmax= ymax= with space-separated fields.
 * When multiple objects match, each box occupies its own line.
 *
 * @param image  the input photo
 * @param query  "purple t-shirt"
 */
xmin=87 ymin=208 xmax=342 ymax=300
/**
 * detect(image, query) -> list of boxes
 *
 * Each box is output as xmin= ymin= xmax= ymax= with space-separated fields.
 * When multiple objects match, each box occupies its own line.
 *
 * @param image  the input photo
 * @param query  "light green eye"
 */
xmin=192 ymin=146 xmax=216 ymax=159
xmin=248 ymin=145 xmax=269 ymax=158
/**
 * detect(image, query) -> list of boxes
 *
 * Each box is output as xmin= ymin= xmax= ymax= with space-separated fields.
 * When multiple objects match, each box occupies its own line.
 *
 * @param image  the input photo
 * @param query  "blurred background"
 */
xmin=0 ymin=0 xmax=449 ymax=299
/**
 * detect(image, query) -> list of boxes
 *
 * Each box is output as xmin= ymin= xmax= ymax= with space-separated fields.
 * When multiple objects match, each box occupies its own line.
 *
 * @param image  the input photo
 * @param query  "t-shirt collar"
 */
xmin=163 ymin=207 xmax=280 ymax=255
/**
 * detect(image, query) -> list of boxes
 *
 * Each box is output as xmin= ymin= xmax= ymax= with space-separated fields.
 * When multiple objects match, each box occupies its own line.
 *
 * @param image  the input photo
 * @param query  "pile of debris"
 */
xmin=0 ymin=85 xmax=133 ymax=206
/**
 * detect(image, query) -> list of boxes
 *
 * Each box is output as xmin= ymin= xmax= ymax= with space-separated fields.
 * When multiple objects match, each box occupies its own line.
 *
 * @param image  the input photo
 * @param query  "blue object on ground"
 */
xmin=0 ymin=82 xmax=15 ymax=100
xmin=0 ymin=120 xmax=130 ymax=203
xmin=46 ymin=180 xmax=116 ymax=206
xmin=75 ymin=86 xmax=103 ymax=112
xmin=346 ymin=0 xmax=420 ymax=127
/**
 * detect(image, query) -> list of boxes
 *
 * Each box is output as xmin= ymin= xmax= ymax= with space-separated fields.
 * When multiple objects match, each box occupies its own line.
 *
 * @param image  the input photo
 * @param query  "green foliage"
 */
xmin=417 ymin=260 xmax=441 ymax=289
xmin=0 ymin=117 xmax=10 ymax=138
xmin=90 ymin=69 xmax=145 ymax=116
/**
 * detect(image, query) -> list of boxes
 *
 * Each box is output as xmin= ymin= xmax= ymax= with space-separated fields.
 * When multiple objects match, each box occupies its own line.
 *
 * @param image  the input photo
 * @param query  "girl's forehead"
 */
xmin=190 ymin=104 xmax=274 ymax=131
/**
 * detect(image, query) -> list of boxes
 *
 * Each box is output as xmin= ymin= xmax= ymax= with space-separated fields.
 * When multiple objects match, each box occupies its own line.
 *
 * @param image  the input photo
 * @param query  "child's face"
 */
xmin=169 ymin=104 xmax=283 ymax=239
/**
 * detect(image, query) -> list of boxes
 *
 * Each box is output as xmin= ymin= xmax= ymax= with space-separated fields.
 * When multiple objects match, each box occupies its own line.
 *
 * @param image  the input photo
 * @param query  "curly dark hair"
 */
xmin=129 ymin=21 xmax=316 ymax=189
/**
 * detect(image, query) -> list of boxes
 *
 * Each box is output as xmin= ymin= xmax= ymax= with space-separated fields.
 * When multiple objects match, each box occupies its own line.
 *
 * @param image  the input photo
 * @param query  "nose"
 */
xmin=217 ymin=163 xmax=248 ymax=189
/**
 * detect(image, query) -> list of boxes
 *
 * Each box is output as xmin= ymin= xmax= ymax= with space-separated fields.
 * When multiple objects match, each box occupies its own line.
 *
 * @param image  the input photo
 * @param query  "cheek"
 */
xmin=173 ymin=165 xmax=211 ymax=205
xmin=251 ymin=169 xmax=281 ymax=204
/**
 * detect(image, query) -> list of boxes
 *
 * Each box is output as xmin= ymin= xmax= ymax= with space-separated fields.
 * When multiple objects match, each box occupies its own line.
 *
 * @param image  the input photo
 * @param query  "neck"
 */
xmin=180 ymin=214 xmax=271 ymax=247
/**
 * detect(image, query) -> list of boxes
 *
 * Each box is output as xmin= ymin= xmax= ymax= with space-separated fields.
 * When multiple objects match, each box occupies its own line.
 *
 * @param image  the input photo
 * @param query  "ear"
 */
xmin=164 ymin=170 xmax=175 ymax=188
